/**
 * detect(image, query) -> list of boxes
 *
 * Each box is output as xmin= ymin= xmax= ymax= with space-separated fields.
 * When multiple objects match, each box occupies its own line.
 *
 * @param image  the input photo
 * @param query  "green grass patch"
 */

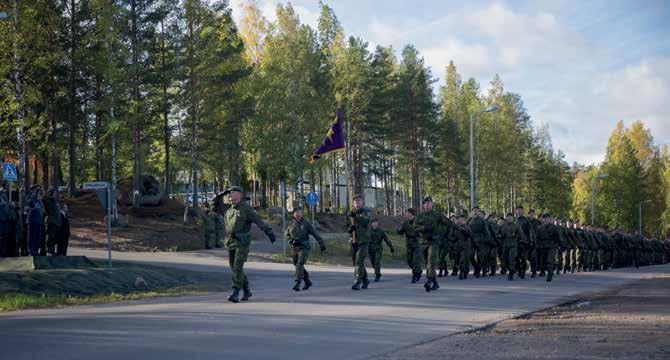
xmin=0 ymin=262 xmax=229 ymax=312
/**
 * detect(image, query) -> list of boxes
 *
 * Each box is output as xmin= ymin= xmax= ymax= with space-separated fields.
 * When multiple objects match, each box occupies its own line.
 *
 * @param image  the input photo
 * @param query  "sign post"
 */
xmin=2 ymin=163 xmax=17 ymax=204
xmin=306 ymin=192 xmax=319 ymax=248
xmin=83 ymin=181 xmax=112 ymax=267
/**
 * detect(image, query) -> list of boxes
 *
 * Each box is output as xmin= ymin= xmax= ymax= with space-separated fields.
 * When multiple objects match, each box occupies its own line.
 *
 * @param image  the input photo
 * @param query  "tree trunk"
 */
xmin=67 ymin=0 xmax=77 ymax=195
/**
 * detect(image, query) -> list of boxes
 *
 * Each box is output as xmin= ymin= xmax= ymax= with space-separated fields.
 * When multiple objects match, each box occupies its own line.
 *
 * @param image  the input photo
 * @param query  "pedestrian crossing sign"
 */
xmin=1 ymin=163 xmax=17 ymax=182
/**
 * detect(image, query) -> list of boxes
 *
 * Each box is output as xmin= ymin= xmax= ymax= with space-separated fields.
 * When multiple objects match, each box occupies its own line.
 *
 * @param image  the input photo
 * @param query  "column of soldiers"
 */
xmin=218 ymin=186 xmax=669 ymax=303
xmin=0 ymin=184 xmax=70 ymax=259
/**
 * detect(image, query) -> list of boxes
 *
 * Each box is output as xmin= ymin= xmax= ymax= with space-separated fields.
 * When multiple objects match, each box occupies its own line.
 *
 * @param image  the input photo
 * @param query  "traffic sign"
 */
xmin=1 ymin=163 xmax=17 ymax=182
xmin=306 ymin=192 xmax=318 ymax=206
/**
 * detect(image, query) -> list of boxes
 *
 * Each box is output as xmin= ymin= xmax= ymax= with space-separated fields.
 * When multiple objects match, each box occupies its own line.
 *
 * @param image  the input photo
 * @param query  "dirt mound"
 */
xmin=65 ymin=190 xmax=106 ymax=220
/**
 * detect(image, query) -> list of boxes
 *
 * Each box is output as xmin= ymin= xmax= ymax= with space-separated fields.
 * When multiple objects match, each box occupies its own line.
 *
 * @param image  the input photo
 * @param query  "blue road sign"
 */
xmin=306 ymin=192 xmax=318 ymax=206
xmin=1 ymin=163 xmax=17 ymax=182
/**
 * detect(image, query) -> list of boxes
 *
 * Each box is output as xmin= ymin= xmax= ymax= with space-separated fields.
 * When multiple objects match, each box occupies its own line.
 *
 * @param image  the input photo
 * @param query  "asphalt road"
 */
xmin=1 ymin=248 xmax=668 ymax=360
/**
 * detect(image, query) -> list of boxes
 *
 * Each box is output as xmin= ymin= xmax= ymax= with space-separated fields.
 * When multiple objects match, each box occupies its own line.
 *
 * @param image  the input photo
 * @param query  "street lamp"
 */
xmin=470 ymin=104 xmax=498 ymax=211
xmin=590 ymin=173 xmax=608 ymax=226
xmin=639 ymin=199 xmax=651 ymax=235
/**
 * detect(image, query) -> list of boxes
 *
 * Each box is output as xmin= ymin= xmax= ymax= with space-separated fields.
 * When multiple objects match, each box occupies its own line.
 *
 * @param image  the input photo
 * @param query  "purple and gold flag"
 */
xmin=309 ymin=110 xmax=346 ymax=163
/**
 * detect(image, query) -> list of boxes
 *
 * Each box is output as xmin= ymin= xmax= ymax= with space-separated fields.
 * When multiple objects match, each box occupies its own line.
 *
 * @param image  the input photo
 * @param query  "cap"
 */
xmin=422 ymin=196 xmax=433 ymax=204
xmin=353 ymin=194 xmax=363 ymax=200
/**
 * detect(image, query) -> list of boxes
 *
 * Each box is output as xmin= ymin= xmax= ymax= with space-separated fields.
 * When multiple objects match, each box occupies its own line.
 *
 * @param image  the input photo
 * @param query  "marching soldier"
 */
xmin=500 ymin=213 xmax=522 ymax=281
xmin=416 ymin=196 xmax=452 ymax=292
xmin=369 ymin=219 xmax=395 ymax=282
xmin=451 ymin=214 xmax=472 ymax=279
xmin=515 ymin=206 xmax=533 ymax=279
xmin=397 ymin=208 xmax=423 ymax=283
xmin=223 ymin=186 xmax=276 ymax=303
xmin=347 ymin=194 xmax=372 ymax=290
xmin=285 ymin=208 xmax=327 ymax=291
xmin=468 ymin=206 xmax=490 ymax=278
xmin=43 ymin=188 xmax=61 ymax=255
xmin=535 ymin=213 xmax=560 ymax=282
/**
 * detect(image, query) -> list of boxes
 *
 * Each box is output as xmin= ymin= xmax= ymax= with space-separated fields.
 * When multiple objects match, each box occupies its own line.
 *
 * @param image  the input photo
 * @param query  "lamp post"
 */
xmin=590 ymin=173 xmax=608 ymax=226
xmin=3 ymin=3 xmax=26 ymax=211
xmin=638 ymin=199 xmax=651 ymax=235
xmin=470 ymin=104 xmax=498 ymax=211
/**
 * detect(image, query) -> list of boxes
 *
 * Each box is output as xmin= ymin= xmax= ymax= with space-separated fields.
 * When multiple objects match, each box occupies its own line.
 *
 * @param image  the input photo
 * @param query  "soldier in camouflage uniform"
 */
xmin=500 ymin=213 xmax=522 ymax=281
xmin=347 ymin=194 xmax=372 ymax=290
xmin=451 ymin=214 xmax=472 ymax=279
xmin=224 ymin=186 xmax=276 ymax=303
xmin=369 ymin=219 xmax=395 ymax=282
xmin=285 ymin=208 xmax=327 ymax=291
xmin=536 ymin=213 xmax=560 ymax=282
xmin=515 ymin=206 xmax=533 ymax=279
xmin=485 ymin=214 xmax=499 ymax=276
xmin=468 ymin=207 xmax=490 ymax=278
xmin=397 ymin=208 xmax=423 ymax=283
xmin=416 ymin=196 xmax=452 ymax=292
xmin=528 ymin=209 xmax=541 ymax=277
xmin=574 ymin=223 xmax=587 ymax=272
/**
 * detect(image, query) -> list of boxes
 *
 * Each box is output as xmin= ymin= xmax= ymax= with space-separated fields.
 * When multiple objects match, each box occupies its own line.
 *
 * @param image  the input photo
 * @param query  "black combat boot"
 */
xmin=374 ymin=274 xmax=381 ymax=282
xmin=438 ymin=269 xmax=444 ymax=277
xmin=431 ymin=279 xmax=439 ymax=290
xmin=424 ymin=280 xmax=432 ymax=292
xmin=411 ymin=274 xmax=418 ymax=283
xmin=362 ymin=278 xmax=370 ymax=289
xmin=463 ymin=271 xmax=468 ymax=279
xmin=508 ymin=272 xmax=514 ymax=281
xmin=241 ymin=286 xmax=252 ymax=301
xmin=539 ymin=271 xmax=545 ymax=277
xmin=228 ymin=288 xmax=240 ymax=303
xmin=546 ymin=272 xmax=553 ymax=282
xmin=501 ymin=267 xmax=507 ymax=275
xmin=292 ymin=281 xmax=301 ymax=292
xmin=416 ymin=272 xmax=422 ymax=282
xmin=451 ymin=268 xmax=459 ymax=276
xmin=302 ymin=278 xmax=312 ymax=290
xmin=351 ymin=281 xmax=361 ymax=290
xmin=531 ymin=271 xmax=537 ymax=278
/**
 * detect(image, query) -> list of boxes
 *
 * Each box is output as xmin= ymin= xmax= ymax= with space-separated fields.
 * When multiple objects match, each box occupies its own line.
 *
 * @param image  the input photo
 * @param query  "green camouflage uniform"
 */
xmin=416 ymin=209 xmax=452 ymax=282
xmin=468 ymin=216 xmax=491 ymax=277
xmin=536 ymin=221 xmax=560 ymax=279
xmin=516 ymin=216 xmax=534 ymax=277
xmin=369 ymin=227 xmax=395 ymax=278
xmin=398 ymin=218 xmax=423 ymax=279
xmin=347 ymin=208 xmax=372 ymax=283
xmin=285 ymin=217 xmax=325 ymax=283
xmin=499 ymin=220 xmax=521 ymax=279
xmin=451 ymin=223 xmax=472 ymax=277
xmin=224 ymin=201 xmax=275 ymax=290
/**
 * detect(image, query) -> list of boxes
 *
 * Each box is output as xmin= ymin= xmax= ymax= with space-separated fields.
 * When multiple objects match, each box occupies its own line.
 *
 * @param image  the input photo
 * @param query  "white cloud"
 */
xmin=230 ymin=0 xmax=319 ymax=30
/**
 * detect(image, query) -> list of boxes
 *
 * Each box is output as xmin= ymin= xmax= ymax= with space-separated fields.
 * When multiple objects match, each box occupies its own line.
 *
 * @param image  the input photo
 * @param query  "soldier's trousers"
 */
xmin=46 ymin=223 xmax=59 ymax=254
xmin=406 ymin=244 xmax=423 ymax=277
xmin=556 ymin=249 xmax=564 ymax=273
xmin=503 ymin=245 xmax=518 ymax=275
xmin=487 ymin=245 xmax=498 ymax=274
xmin=497 ymin=245 xmax=504 ymax=273
xmin=369 ymin=245 xmax=384 ymax=277
xmin=456 ymin=245 xmax=471 ymax=274
xmin=450 ymin=249 xmax=459 ymax=274
xmin=27 ymin=223 xmax=44 ymax=257
xmin=530 ymin=246 xmax=538 ymax=273
xmin=292 ymin=246 xmax=311 ymax=282
xmin=537 ymin=247 xmax=556 ymax=274
xmin=353 ymin=243 xmax=369 ymax=282
xmin=470 ymin=242 xmax=483 ymax=275
xmin=422 ymin=242 xmax=439 ymax=281
xmin=438 ymin=242 xmax=449 ymax=271
xmin=204 ymin=231 xmax=212 ymax=248
xmin=516 ymin=244 xmax=531 ymax=275
xmin=229 ymin=246 xmax=250 ymax=290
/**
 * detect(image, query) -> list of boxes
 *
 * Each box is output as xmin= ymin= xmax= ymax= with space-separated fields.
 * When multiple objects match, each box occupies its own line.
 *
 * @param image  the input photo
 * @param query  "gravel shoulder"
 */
xmin=375 ymin=275 xmax=670 ymax=360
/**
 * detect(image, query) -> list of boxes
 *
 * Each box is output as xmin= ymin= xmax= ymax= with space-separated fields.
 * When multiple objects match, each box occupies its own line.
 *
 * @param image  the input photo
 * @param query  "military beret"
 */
xmin=353 ymin=194 xmax=363 ymax=200
xmin=542 ymin=213 xmax=552 ymax=219
xmin=292 ymin=207 xmax=303 ymax=213
xmin=422 ymin=196 xmax=433 ymax=204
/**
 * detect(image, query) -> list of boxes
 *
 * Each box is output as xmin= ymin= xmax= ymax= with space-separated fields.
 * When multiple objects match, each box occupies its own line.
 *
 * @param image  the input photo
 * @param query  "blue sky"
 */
xmin=231 ymin=0 xmax=670 ymax=165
